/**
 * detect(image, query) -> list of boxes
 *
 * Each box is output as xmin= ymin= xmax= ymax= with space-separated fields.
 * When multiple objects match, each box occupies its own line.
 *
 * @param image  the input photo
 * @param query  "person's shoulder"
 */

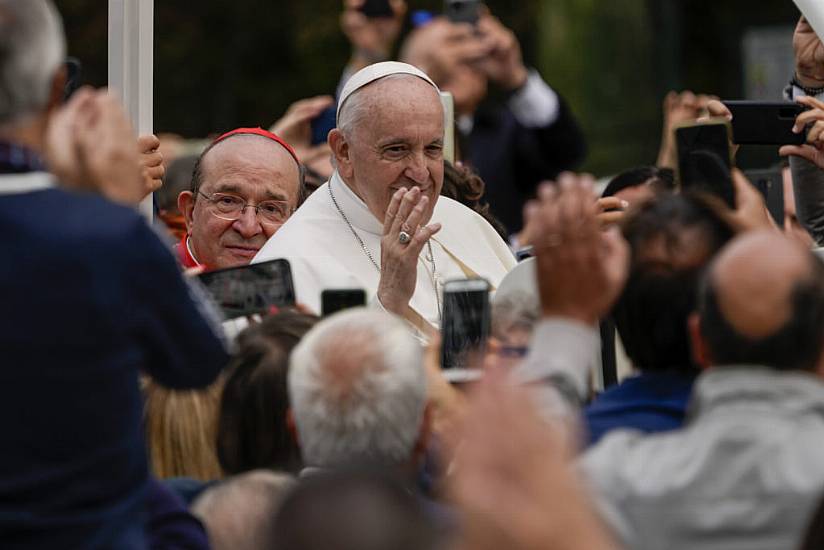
xmin=434 ymin=196 xmax=512 ymax=247
xmin=433 ymin=195 xmax=487 ymax=224
xmin=8 ymin=188 xmax=144 ymax=242
xmin=256 ymin=187 xmax=341 ymax=257
xmin=581 ymin=426 xmax=682 ymax=489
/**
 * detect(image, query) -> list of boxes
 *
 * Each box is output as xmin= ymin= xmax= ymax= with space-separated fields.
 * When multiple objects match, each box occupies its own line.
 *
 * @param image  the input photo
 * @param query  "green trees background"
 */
xmin=55 ymin=0 xmax=800 ymax=176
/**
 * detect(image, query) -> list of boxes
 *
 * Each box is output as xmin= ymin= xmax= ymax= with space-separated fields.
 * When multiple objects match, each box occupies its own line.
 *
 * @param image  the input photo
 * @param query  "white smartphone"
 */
xmin=441 ymin=278 xmax=491 ymax=383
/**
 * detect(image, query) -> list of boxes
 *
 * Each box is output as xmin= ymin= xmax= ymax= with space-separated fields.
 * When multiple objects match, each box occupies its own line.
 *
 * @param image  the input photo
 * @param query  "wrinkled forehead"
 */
xmin=204 ymin=134 xmax=299 ymax=173
xmin=200 ymin=135 xmax=301 ymax=194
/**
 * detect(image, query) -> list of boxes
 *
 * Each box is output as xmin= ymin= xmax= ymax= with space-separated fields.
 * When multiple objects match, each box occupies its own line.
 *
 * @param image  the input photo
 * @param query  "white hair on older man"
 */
xmin=191 ymin=470 xmax=295 ymax=550
xmin=288 ymin=307 xmax=426 ymax=469
xmin=0 ymin=0 xmax=66 ymax=125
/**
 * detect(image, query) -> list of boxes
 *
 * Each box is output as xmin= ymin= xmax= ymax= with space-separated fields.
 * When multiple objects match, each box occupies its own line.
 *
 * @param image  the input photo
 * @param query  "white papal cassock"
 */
xmin=252 ymin=172 xmax=516 ymax=330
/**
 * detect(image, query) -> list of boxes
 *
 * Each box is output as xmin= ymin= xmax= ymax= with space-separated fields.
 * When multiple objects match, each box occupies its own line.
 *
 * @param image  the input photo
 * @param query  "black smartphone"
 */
xmin=63 ymin=57 xmax=82 ymax=102
xmin=310 ymin=105 xmax=337 ymax=146
xmin=675 ymin=119 xmax=735 ymax=208
xmin=445 ymin=0 xmax=480 ymax=24
xmin=745 ymin=167 xmax=785 ymax=226
xmin=441 ymin=278 xmax=491 ymax=381
xmin=321 ymin=288 xmax=367 ymax=317
xmin=360 ymin=0 xmax=394 ymax=18
xmin=198 ymin=259 xmax=296 ymax=319
xmin=722 ymin=101 xmax=806 ymax=146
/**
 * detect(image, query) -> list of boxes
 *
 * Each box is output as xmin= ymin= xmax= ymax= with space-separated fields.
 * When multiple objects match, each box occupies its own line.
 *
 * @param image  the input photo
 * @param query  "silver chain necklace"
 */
xmin=328 ymin=181 xmax=442 ymax=319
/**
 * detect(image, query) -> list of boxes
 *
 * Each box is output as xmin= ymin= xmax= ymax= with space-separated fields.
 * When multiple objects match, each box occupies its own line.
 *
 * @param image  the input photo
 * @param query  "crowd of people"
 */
xmin=6 ymin=0 xmax=824 ymax=548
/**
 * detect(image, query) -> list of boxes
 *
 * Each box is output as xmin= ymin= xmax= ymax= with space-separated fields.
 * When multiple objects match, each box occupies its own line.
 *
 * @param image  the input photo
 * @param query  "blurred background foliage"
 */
xmin=55 ymin=0 xmax=801 ymax=176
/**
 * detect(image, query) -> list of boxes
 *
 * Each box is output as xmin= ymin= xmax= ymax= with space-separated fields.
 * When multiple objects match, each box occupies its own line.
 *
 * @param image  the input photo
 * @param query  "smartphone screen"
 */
xmin=441 ymin=279 xmax=491 ymax=373
xmin=321 ymin=289 xmax=367 ymax=317
xmin=360 ymin=0 xmax=394 ymax=18
xmin=676 ymin=121 xmax=735 ymax=208
xmin=198 ymin=259 xmax=296 ymax=319
xmin=445 ymin=0 xmax=480 ymax=24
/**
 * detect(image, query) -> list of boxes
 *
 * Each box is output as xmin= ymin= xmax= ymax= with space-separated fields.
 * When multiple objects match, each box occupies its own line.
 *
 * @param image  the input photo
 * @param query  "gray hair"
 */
xmin=492 ymin=290 xmax=541 ymax=341
xmin=288 ymin=308 xmax=426 ymax=469
xmin=191 ymin=470 xmax=295 ymax=550
xmin=0 ymin=0 xmax=66 ymax=125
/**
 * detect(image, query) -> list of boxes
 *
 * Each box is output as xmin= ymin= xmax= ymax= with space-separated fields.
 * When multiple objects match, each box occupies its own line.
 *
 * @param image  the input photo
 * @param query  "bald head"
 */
xmin=712 ymin=232 xmax=813 ymax=338
xmin=194 ymin=134 xmax=302 ymax=203
xmin=699 ymin=231 xmax=824 ymax=371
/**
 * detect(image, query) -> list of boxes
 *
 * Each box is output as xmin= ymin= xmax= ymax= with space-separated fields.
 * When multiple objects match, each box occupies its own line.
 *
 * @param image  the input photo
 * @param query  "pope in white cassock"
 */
xmin=253 ymin=62 xmax=516 ymax=331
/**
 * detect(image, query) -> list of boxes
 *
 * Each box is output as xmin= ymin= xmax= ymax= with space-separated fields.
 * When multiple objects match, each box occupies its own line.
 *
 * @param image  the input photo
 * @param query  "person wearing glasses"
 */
xmin=176 ymin=128 xmax=304 ymax=270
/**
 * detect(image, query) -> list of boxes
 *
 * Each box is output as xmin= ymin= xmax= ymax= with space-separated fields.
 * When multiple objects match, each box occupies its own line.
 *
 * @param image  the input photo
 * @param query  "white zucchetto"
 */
xmin=336 ymin=61 xmax=440 ymax=124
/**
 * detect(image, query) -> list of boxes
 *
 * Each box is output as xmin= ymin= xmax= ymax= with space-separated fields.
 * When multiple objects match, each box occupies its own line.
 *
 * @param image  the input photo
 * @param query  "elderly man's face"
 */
xmin=335 ymin=77 xmax=445 ymax=225
xmin=178 ymin=136 xmax=301 ymax=269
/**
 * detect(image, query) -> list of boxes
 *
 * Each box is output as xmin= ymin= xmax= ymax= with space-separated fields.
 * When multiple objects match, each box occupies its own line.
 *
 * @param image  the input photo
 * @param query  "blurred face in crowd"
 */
xmin=331 ymin=76 xmax=445 ymax=225
xmin=441 ymin=65 xmax=488 ymax=117
xmin=400 ymin=18 xmax=489 ymax=116
xmin=178 ymin=136 xmax=301 ymax=269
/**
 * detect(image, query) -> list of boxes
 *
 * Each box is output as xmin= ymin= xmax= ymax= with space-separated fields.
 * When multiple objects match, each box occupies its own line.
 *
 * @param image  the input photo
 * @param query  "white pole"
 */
xmin=108 ymin=0 xmax=154 ymax=220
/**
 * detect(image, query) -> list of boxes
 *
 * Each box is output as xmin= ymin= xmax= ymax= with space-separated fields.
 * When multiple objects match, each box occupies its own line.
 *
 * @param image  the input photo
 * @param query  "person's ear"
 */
xmin=328 ymin=129 xmax=353 ymax=179
xmin=178 ymin=191 xmax=196 ymax=234
xmin=47 ymin=64 xmax=68 ymax=113
xmin=688 ymin=312 xmax=712 ymax=370
xmin=286 ymin=407 xmax=300 ymax=448
xmin=412 ymin=403 xmax=434 ymax=467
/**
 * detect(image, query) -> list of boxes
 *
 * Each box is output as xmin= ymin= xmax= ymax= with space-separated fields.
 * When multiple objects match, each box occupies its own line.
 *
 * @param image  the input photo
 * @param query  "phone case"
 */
xmin=723 ymin=101 xmax=805 ymax=146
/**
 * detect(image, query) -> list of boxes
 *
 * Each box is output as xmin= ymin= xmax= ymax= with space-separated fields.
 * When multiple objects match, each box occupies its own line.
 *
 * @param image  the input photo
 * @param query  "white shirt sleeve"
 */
xmin=507 ymin=69 xmax=562 ymax=128
xmin=514 ymin=317 xmax=601 ymax=417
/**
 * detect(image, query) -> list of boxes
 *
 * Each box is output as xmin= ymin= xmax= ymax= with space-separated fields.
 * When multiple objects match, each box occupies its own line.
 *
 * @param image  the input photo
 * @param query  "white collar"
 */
xmin=185 ymin=236 xmax=203 ymax=266
xmin=329 ymin=171 xmax=384 ymax=236
xmin=0 ymin=171 xmax=55 ymax=195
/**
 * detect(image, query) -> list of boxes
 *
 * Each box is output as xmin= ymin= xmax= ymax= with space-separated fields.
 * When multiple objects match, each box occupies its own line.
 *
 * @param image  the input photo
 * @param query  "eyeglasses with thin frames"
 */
xmin=197 ymin=191 xmax=293 ymax=226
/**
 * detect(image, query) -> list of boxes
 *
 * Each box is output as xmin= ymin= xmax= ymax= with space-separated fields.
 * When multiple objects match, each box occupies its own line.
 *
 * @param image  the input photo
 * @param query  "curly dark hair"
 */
xmin=440 ymin=161 xmax=509 ymax=241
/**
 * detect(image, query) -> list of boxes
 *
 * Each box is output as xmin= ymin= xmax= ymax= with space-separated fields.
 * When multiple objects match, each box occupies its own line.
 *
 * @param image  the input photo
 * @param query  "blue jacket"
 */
xmin=0 ymin=181 xmax=228 ymax=549
xmin=584 ymin=371 xmax=695 ymax=446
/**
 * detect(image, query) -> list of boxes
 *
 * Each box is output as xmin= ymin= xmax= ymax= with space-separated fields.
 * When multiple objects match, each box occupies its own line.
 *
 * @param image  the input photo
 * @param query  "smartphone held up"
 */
xmin=197 ymin=259 xmax=296 ymax=320
xmin=441 ymin=278 xmax=491 ymax=383
xmin=675 ymin=118 xmax=735 ymax=208
xmin=444 ymin=0 xmax=480 ymax=24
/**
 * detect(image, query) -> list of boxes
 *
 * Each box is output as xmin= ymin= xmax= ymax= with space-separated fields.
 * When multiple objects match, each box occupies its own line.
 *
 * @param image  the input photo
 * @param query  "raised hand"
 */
xmin=596 ymin=196 xmax=629 ymax=228
xmin=45 ymin=88 xmax=145 ymax=206
xmin=138 ymin=134 xmax=164 ymax=196
xmin=447 ymin=369 xmax=617 ymax=550
xmin=657 ymin=91 xmax=718 ymax=169
xmin=473 ymin=14 xmax=529 ymax=91
xmin=377 ymin=187 xmax=442 ymax=315
xmin=401 ymin=19 xmax=487 ymax=86
xmin=531 ymin=173 xmax=630 ymax=325
xmin=270 ymin=95 xmax=335 ymax=148
xmin=780 ymin=95 xmax=824 ymax=169
xmin=341 ymin=0 xmax=407 ymax=70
